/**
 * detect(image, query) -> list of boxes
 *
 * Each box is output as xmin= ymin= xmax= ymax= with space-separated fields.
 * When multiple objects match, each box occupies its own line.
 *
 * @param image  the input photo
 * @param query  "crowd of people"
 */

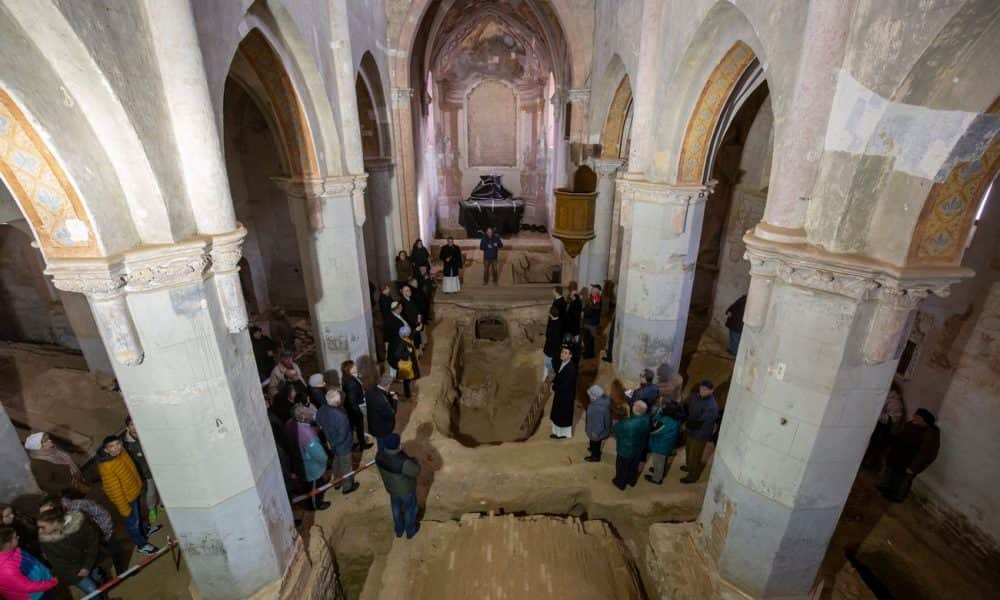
xmin=1 ymin=424 xmax=164 ymax=599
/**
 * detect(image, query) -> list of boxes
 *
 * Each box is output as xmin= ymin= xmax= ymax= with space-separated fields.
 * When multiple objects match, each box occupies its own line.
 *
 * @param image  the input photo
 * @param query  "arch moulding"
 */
xmin=0 ymin=88 xmax=99 ymax=258
xmin=676 ymin=41 xmax=756 ymax=185
xmin=601 ymin=75 xmax=632 ymax=159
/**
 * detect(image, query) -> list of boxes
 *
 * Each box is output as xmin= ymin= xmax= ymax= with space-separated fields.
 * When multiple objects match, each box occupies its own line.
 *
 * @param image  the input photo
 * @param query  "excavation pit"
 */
xmin=435 ymin=308 xmax=548 ymax=446
xmin=364 ymin=514 xmax=646 ymax=600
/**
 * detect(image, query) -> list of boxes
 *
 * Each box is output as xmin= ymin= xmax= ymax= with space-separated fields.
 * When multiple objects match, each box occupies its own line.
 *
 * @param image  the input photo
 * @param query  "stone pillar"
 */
xmin=698 ymin=232 xmax=965 ymax=597
xmin=46 ymin=227 xmax=295 ymax=599
xmin=57 ymin=291 xmax=114 ymax=378
xmin=613 ymin=177 xmax=709 ymax=378
xmin=390 ymin=87 xmax=420 ymax=246
xmin=756 ymin=0 xmax=851 ymax=243
xmin=364 ymin=158 xmax=396 ymax=286
xmin=578 ymin=158 xmax=626 ymax=285
xmin=274 ymin=176 xmax=376 ymax=371
xmin=0 ymin=401 xmax=38 ymax=501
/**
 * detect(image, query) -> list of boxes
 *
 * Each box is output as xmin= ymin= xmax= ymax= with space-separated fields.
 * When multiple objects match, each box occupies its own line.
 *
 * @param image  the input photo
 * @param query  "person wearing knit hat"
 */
xmin=25 ymin=432 xmax=87 ymax=497
xmin=880 ymin=408 xmax=940 ymax=502
xmin=375 ymin=433 xmax=421 ymax=539
xmin=584 ymin=385 xmax=612 ymax=462
xmin=23 ymin=432 xmax=45 ymax=451
xmin=306 ymin=373 xmax=327 ymax=409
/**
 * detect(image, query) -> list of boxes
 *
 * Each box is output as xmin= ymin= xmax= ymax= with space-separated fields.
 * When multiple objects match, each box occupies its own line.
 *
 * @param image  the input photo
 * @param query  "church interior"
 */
xmin=0 ymin=1 xmax=998 ymax=599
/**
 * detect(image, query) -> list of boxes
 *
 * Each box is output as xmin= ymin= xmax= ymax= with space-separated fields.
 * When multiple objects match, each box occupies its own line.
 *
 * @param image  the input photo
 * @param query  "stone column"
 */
xmin=756 ymin=0 xmax=851 ymax=243
xmin=697 ymin=232 xmax=965 ymax=597
xmin=612 ymin=177 xmax=710 ymax=378
xmin=0 ymin=401 xmax=38 ymax=501
xmin=578 ymin=158 xmax=626 ymax=285
xmin=274 ymin=176 xmax=376 ymax=371
xmin=390 ymin=87 xmax=420 ymax=246
xmin=58 ymin=291 xmax=114 ymax=378
xmin=364 ymin=158 xmax=396 ymax=285
xmin=46 ymin=227 xmax=295 ymax=599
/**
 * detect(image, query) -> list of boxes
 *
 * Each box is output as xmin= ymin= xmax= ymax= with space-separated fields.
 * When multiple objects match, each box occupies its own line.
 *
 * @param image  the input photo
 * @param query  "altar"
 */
xmin=458 ymin=197 xmax=525 ymax=237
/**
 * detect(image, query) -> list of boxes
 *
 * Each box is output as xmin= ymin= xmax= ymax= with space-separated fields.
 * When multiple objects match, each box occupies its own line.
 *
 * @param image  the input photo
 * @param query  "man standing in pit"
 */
xmin=479 ymin=227 xmax=503 ymax=285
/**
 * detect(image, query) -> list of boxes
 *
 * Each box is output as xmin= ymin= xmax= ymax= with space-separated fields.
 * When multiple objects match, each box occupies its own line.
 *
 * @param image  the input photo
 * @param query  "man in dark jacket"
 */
xmin=375 ymin=434 xmax=422 ymax=539
xmin=681 ymin=380 xmax=720 ymax=484
xmin=612 ymin=401 xmax=651 ymax=490
xmin=542 ymin=306 xmax=563 ymax=380
xmin=341 ymin=360 xmax=371 ymax=450
xmin=316 ymin=389 xmax=360 ymax=495
xmin=725 ymin=294 xmax=747 ymax=356
xmin=550 ymin=286 xmax=567 ymax=320
xmin=37 ymin=506 xmax=103 ymax=597
xmin=879 ymin=408 xmax=940 ymax=502
xmin=584 ymin=385 xmax=612 ymax=462
xmin=367 ymin=373 xmax=399 ymax=450
xmin=250 ymin=326 xmax=277 ymax=382
xmin=549 ymin=346 xmax=577 ymax=439
xmin=563 ymin=285 xmax=582 ymax=340
xmin=122 ymin=416 xmax=160 ymax=523
xmin=479 ymin=227 xmax=503 ymax=285
xmin=628 ymin=369 xmax=659 ymax=407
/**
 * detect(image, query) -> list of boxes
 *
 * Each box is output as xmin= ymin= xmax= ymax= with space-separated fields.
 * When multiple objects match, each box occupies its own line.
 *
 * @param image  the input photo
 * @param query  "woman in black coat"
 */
xmin=543 ymin=306 xmax=563 ymax=380
xmin=549 ymin=346 xmax=577 ymax=439
xmin=410 ymin=239 xmax=431 ymax=272
xmin=340 ymin=360 xmax=371 ymax=450
xmin=564 ymin=289 xmax=582 ymax=338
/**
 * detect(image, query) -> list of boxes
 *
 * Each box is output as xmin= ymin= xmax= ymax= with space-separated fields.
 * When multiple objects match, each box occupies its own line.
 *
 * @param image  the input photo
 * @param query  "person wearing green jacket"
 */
xmin=645 ymin=399 xmax=684 ymax=484
xmin=612 ymin=401 xmax=650 ymax=490
xmin=376 ymin=434 xmax=422 ymax=539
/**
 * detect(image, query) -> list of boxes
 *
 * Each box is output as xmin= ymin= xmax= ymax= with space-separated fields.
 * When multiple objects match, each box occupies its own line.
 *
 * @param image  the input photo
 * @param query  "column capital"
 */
xmin=364 ymin=157 xmax=395 ymax=173
xmin=273 ymin=175 xmax=369 ymax=229
xmin=44 ymin=227 xmax=251 ymax=365
xmin=742 ymin=231 xmax=972 ymax=363
xmin=566 ymin=88 xmax=591 ymax=104
xmin=615 ymin=178 xmax=713 ymax=233
xmin=591 ymin=158 xmax=627 ymax=178
xmin=391 ymin=87 xmax=414 ymax=107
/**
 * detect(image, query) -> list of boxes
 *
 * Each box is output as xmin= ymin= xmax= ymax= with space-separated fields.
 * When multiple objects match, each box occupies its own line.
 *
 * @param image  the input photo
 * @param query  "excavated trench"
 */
xmin=446 ymin=313 xmax=548 ymax=446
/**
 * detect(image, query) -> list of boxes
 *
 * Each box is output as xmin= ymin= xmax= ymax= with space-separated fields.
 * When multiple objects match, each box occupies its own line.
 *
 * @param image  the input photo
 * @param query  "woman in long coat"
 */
xmin=439 ymin=237 xmax=463 ymax=293
xmin=410 ymin=239 xmax=431 ymax=273
xmin=549 ymin=346 xmax=577 ymax=439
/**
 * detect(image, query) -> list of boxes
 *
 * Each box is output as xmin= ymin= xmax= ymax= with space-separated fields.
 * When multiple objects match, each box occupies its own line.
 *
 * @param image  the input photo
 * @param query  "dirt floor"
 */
xmin=5 ymin=291 xmax=999 ymax=599
xmin=362 ymin=514 xmax=645 ymax=600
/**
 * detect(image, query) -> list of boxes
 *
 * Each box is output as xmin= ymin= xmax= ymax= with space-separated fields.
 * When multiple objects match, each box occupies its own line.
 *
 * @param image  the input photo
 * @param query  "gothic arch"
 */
xmin=0 ymin=88 xmax=99 ymax=258
xmin=357 ymin=51 xmax=391 ymax=159
xmin=601 ymin=75 xmax=633 ymax=160
xmin=234 ymin=29 xmax=320 ymax=178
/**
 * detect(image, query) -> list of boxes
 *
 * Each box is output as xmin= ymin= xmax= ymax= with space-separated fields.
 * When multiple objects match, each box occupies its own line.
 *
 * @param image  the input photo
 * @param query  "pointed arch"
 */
xmin=601 ymin=75 xmax=633 ymax=159
xmin=235 ymin=29 xmax=320 ymax=178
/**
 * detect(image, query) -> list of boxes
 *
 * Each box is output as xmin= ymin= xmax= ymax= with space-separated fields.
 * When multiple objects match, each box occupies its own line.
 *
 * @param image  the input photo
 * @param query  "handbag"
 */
xmin=397 ymin=358 xmax=415 ymax=380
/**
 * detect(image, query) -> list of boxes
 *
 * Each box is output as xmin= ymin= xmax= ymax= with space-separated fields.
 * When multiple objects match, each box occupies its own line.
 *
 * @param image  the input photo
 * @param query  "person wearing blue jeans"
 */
xmin=375 ymin=434 xmax=422 ymax=539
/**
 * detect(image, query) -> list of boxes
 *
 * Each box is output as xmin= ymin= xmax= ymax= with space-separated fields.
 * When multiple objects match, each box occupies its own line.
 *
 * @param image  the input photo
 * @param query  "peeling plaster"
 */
xmin=825 ymin=69 xmax=1000 ymax=181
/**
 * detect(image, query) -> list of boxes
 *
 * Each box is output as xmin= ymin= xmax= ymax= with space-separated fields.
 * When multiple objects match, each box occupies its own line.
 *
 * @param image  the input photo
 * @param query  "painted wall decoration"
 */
xmin=0 ymin=88 xmax=99 ymax=257
xmin=908 ymin=99 xmax=1000 ymax=266
xmin=467 ymin=80 xmax=517 ymax=167
xmin=677 ymin=42 xmax=756 ymax=185
xmin=238 ymin=29 xmax=319 ymax=178
xmin=601 ymin=75 xmax=632 ymax=159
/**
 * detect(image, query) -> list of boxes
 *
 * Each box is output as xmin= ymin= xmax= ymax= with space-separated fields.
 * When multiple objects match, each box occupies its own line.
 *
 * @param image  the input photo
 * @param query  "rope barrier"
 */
xmin=290 ymin=459 xmax=377 ymax=504
xmin=79 ymin=538 xmax=179 ymax=600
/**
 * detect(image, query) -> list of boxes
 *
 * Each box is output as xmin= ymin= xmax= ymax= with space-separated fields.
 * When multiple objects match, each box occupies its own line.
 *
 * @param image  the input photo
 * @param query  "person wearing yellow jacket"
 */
xmin=96 ymin=436 xmax=161 ymax=555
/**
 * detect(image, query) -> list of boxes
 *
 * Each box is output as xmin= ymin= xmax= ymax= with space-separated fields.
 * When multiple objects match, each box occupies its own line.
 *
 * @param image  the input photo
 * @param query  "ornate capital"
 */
xmin=615 ymin=177 xmax=712 ymax=234
xmin=44 ymin=227 xmax=251 ymax=364
xmin=273 ymin=176 xmax=368 ymax=231
xmin=741 ymin=231 xmax=971 ymax=364
xmin=364 ymin=158 xmax=395 ymax=173
xmin=566 ymin=88 xmax=590 ymax=104
xmin=592 ymin=158 xmax=627 ymax=179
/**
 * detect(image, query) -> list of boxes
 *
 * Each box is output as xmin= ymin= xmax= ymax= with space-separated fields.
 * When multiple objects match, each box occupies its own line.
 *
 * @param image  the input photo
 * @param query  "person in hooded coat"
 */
xmin=549 ymin=346 xmax=577 ymax=439
xmin=0 ymin=526 xmax=57 ymax=600
xmin=288 ymin=405 xmax=330 ymax=511
xmin=37 ymin=507 xmax=102 ymax=597
xmin=409 ymin=239 xmax=431 ymax=273
xmin=439 ymin=237 xmax=463 ymax=293
xmin=24 ymin=432 xmax=88 ymax=497
xmin=645 ymin=397 xmax=684 ymax=484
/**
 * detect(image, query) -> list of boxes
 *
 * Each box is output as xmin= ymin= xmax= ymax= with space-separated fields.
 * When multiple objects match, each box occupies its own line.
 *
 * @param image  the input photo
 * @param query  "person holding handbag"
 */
xmin=391 ymin=326 xmax=420 ymax=399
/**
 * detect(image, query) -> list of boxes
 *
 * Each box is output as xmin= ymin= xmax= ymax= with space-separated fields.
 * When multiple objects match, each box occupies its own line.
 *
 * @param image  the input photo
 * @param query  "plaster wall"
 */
xmin=903 ymin=183 xmax=1000 ymax=547
xmin=0 ymin=226 xmax=57 ymax=343
xmin=588 ymin=0 xmax=642 ymax=143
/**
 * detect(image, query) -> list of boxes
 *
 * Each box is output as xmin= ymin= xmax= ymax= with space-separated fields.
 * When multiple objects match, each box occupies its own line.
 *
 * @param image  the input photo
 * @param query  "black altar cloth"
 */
xmin=458 ymin=198 xmax=525 ymax=237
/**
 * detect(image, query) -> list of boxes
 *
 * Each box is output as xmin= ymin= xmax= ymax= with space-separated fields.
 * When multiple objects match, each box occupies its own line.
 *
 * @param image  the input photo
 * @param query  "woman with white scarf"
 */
xmin=24 ymin=432 xmax=88 ymax=496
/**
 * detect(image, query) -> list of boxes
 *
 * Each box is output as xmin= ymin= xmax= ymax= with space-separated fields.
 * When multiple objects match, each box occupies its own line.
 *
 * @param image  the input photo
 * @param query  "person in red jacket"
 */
xmin=0 ymin=526 xmax=58 ymax=600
